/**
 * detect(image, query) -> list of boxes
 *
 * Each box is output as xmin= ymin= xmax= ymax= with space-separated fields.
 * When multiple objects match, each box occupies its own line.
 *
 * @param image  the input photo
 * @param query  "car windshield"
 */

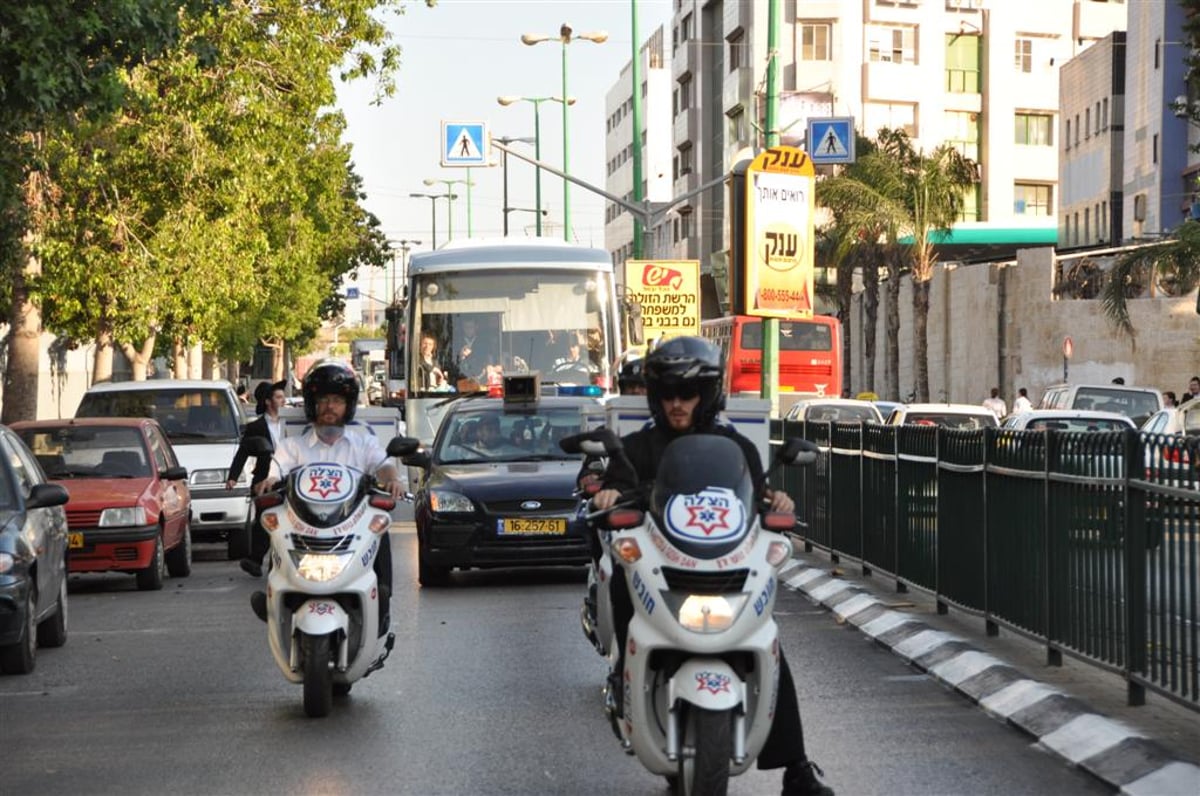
xmin=18 ymin=426 xmax=151 ymax=478
xmin=1026 ymin=417 xmax=1132 ymax=432
xmin=1071 ymin=387 xmax=1159 ymax=419
xmin=803 ymin=405 xmax=879 ymax=422
xmin=434 ymin=406 xmax=586 ymax=464
xmin=77 ymin=388 xmax=239 ymax=443
xmin=907 ymin=412 xmax=998 ymax=429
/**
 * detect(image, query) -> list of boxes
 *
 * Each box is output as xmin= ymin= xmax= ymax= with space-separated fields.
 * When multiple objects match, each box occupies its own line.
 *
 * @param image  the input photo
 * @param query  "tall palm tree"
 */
xmin=1100 ymin=220 xmax=1200 ymax=340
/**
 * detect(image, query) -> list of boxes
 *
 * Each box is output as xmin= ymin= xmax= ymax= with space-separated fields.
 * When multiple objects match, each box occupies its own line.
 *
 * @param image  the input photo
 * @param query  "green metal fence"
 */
xmin=772 ymin=422 xmax=1199 ymax=711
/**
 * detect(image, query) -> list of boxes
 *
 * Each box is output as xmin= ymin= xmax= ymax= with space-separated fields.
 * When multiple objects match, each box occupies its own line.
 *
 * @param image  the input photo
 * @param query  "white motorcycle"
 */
xmin=561 ymin=429 xmax=817 ymax=796
xmin=248 ymin=438 xmax=406 ymax=718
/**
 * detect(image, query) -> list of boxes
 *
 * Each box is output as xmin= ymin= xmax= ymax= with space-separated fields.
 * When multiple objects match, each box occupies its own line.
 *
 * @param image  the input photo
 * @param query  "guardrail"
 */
xmin=769 ymin=420 xmax=1199 ymax=712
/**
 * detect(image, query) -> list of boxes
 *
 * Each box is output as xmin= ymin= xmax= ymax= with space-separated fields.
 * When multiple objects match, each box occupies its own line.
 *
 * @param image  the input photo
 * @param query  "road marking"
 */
xmin=808 ymin=578 xmax=854 ymax=602
xmin=928 ymin=650 xmax=1005 ymax=686
xmin=893 ymin=629 xmax=958 ymax=660
xmin=979 ymin=680 xmax=1062 ymax=719
xmin=832 ymin=592 xmax=878 ymax=621
xmin=860 ymin=611 xmax=912 ymax=638
xmin=1122 ymin=761 xmax=1200 ymax=796
xmin=1039 ymin=713 xmax=1141 ymax=764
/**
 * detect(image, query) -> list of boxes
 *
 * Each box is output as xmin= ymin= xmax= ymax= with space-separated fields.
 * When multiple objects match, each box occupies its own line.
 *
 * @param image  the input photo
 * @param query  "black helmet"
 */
xmin=643 ymin=336 xmax=725 ymax=429
xmin=617 ymin=355 xmax=645 ymax=394
xmin=302 ymin=360 xmax=359 ymax=424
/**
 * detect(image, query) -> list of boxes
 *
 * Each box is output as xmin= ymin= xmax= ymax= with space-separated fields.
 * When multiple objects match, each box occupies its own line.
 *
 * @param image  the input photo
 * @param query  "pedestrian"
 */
xmin=1012 ymin=387 xmax=1033 ymax=413
xmin=1183 ymin=376 xmax=1200 ymax=406
xmin=1163 ymin=391 xmax=1178 ymax=409
xmin=236 ymin=383 xmax=251 ymax=405
xmin=226 ymin=380 xmax=287 ymax=577
xmin=982 ymin=387 xmax=1007 ymax=418
xmin=592 ymin=336 xmax=833 ymax=796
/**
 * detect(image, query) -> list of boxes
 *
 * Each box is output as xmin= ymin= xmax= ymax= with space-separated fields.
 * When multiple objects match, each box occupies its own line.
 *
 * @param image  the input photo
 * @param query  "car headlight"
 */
xmin=191 ymin=468 xmax=228 ymax=486
xmin=430 ymin=489 xmax=474 ymax=513
xmin=290 ymin=552 xmax=351 ymax=582
xmin=661 ymin=592 xmax=749 ymax=633
xmin=99 ymin=507 xmax=148 ymax=527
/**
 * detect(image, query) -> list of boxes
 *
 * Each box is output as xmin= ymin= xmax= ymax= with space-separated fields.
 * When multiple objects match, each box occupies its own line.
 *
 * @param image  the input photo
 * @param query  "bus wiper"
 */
xmin=432 ymin=389 xmax=487 ymax=410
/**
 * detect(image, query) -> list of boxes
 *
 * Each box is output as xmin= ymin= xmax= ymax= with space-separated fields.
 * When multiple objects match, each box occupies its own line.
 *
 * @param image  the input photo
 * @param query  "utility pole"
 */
xmin=761 ymin=0 xmax=781 ymax=415
xmin=630 ymin=0 xmax=644 ymax=259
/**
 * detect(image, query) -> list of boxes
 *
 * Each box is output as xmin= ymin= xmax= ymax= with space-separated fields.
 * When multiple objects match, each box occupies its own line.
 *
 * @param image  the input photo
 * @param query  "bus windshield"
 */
xmin=408 ymin=268 xmax=618 ymax=396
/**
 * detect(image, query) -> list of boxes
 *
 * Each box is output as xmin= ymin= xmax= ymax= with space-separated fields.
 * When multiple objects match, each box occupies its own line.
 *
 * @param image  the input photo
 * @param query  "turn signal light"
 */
xmin=261 ymin=512 xmax=279 ymax=532
xmin=766 ymin=539 xmax=793 ymax=568
xmin=367 ymin=514 xmax=391 ymax=534
xmin=613 ymin=537 xmax=642 ymax=563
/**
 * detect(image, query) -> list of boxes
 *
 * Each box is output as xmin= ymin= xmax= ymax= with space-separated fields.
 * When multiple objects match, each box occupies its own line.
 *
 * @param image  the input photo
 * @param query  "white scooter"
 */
xmin=247 ymin=438 xmax=405 ymax=718
xmin=561 ymin=429 xmax=817 ymax=796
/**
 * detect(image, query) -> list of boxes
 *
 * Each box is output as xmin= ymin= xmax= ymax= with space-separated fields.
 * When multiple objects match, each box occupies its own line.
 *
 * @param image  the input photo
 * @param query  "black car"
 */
xmin=401 ymin=396 xmax=598 ymax=586
xmin=0 ymin=424 xmax=70 ymax=674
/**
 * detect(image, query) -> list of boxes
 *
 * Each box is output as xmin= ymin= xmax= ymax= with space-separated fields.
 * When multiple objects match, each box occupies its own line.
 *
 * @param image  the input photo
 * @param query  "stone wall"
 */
xmin=849 ymin=246 xmax=1200 ymax=406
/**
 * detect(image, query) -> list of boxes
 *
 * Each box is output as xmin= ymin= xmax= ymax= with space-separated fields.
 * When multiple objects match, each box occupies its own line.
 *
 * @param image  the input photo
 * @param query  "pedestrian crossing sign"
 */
xmin=442 ymin=121 xmax=488 ymax=167
xmin=807 ymin=117 xmax=856 ymax=165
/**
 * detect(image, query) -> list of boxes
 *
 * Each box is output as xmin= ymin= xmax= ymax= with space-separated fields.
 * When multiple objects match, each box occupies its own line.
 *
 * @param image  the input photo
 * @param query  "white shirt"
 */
xmin=1013 ymin=395 xmax=1033 ymax=413
xmin=982 ymin=397 xmax=1007 ymax=418
xmin=264 ymin=414 xmax=285 ymax=448
xmin=269 ymin=426 xmax=389 ymax=480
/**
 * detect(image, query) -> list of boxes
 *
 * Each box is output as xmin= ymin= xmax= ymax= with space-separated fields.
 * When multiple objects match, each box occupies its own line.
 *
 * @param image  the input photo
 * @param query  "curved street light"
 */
xmin=497 ymin=95 xmax=575 ymax=237
xmin=423 ymin=177 xmax=474 ymax=241
xmin=409 ymin=191 xmax=457 ymax=250
xmin=520 ymin=23 xmax=607 ymax=241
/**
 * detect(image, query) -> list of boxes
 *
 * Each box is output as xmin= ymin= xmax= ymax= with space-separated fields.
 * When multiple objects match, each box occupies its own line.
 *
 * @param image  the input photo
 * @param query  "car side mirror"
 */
xmin=776 ymin=438 xmax=819 ymax=467
xmin=401 ymin=450 xmax=432 ymax=470
xmin=161 ymin=465 xmax=188 ymax=481
xmin=27 ymin=483 xmax=69 ymax=509
xmin=244 ymin=436 xmax=273 ymax=457
xmin=387 ymin=436 xmax=422 ymax=458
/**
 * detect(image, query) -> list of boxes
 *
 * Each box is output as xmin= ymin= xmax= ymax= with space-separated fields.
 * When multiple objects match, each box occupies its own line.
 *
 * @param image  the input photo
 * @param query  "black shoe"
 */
xmin=605 ymin=667 xmax=624 ymax=719
xmin=240 ymin=558 xmax=262 ymax=578
xmin=250 ymin=591 xmax=268 ymax=623
xmin=782 ymin=761 xmax=833 ymax=796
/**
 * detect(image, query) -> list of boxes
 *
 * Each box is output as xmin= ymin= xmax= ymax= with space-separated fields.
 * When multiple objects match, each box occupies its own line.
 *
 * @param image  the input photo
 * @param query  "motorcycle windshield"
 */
xmin=288 ymin=463 xmax=365 ymax=528
xmin=650 ymin=435 xmax=755 ymax=560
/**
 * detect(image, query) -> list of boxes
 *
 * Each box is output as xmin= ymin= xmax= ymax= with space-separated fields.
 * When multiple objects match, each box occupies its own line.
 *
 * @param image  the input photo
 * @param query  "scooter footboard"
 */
xmin=668 ymin=659 xmax=745 ymax=711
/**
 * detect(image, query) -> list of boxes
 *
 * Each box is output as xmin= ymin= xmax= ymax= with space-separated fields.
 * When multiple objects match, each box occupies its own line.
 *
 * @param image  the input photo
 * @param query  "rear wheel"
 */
xmin=136 ymin=536 xmax=165 ymax=591
xmin=227 ymin=512 xmax=252 ymax=561
xmin=0 ymin=586 xmax=37 ymax=674
xmin=37 ymin=574 xmax=68 ymax=648
xmin=302 ymin=633 xmax=333 ymax=718
xmin=165 ymin=522 xmax=192 ymax=578
xmin=673 ymin=706 xmax=732 ymax=796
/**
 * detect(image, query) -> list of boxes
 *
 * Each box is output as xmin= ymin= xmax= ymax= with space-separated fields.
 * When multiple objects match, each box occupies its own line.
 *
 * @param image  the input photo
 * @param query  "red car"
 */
xmin=10 ymin=418 xmax=192 ymax=590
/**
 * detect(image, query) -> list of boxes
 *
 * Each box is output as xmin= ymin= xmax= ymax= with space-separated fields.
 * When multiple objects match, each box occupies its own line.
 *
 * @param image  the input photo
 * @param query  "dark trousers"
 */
xmin=610 ymin=567 xmax=807 ymax=770
xmin=249 ymin=507 xmax=270 ymax=561
xmin=375 ymin=533 xmax=393 ymax=634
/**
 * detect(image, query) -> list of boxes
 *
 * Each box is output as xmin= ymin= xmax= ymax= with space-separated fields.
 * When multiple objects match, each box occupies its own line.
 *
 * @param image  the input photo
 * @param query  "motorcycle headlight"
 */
xmin=661 ymin=593 xmax=749 ymax=634
xmin=191 ymin=468 xmax=227 ymax=487
xmin=430 ymin=489 xmax=474 ymax=513
xmin=99 ymin=507 xmax=147 ymax=527
xmin=290 ymin=552 xmax=351 ymax=582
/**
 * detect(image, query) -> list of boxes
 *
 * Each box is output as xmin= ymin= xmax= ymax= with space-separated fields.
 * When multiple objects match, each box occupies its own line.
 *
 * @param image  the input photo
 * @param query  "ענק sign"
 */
xmin=623 ymin=260 xmax=701 ymax=339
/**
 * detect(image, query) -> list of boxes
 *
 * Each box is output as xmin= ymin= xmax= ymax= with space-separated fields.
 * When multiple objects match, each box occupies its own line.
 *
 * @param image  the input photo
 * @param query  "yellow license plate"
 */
xmin=68 ymin=532 xmax=84 ymax=549
xmin=499 ymin=518 xmax=567 ymax=536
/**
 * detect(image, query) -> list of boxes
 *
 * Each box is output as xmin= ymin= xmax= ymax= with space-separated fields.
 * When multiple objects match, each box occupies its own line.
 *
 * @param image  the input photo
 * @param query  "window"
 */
xmin=680 ymin=13 xmax=692 ymax=42
xmin=1073 ymin=212 xmax=1079 ymax=245
xmin=728 ymin=29 xmax=748 ymax=71
xmin=801 ymin=23 xmax=831 ymax=61
xmin=727 ymin=106 xmax=747 ymax=143
xmin=679 ymin=209 xmax=693 ymax=240
xmin=678 ymin=73 xmax=693 ymax=111
xmin=678 ymin=142 xmax=694 ymax=175
xmin=1014 ymin=113 xmax=1052 ymax=146
xmin=1014 ymin=183 xmax=1052 ymax=216
xmin=1085 ymin=107 xmax=1090 ymax=138
xmin=1065 ymin=119 xmax=1071 ymax=150
xmin=944 ymin=110 xmax=980 ymax=161
xmin=869 ymin=25 xmax=916 ymax=64
xmin=945 ymin=33 xmax=981 ymax=92
xmin=1074 ymin=114 xmax=1079 ymax=146
xmin=1102 ymin=98 xmax=1108 ymax=130
xmin=1084 ymin=207 xmax=1090 ymax=241
xmin=866 ymin=102 xmax=917 ymax=138
xmin=1014 ymin=38 xmax=1032 ymax=72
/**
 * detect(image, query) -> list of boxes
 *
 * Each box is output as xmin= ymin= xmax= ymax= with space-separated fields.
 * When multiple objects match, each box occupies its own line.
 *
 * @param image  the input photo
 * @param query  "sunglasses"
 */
xmin=659 ymin=384 xmax=700 ymax=402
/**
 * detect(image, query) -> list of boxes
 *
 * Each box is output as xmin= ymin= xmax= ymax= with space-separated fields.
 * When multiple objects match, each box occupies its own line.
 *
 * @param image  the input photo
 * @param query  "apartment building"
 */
xmin=603 ymin=24 xmax=674 ymax=273
xmin=624 ymin=0 xmax=1128 ymax=293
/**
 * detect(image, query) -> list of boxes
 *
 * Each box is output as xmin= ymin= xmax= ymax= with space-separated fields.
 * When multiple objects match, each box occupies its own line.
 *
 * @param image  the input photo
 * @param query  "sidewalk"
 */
xmin=780 ymin=547 xmax=1200 ymax=796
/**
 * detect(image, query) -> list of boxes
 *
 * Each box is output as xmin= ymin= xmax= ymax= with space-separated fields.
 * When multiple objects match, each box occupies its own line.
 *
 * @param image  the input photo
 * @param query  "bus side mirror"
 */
xmin=625 ymin=300 xmax=644 ymax=346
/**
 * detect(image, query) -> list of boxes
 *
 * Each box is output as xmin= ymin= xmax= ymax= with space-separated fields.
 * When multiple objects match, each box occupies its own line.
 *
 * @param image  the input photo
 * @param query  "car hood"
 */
xmin=170 ymin=443 xmax=238 ymax=472
xmin=428 ymin=459 xmax=579 ymax=502
xmin=51 ymin=478 xmax=149 ymax=508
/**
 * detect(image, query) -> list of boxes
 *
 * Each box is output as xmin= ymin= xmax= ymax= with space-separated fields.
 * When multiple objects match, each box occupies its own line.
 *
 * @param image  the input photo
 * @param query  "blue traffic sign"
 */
xmin=807 ymin=117 xmax=856 ymax=165
xmin=442 ymin=121 xmax=488 ymax=167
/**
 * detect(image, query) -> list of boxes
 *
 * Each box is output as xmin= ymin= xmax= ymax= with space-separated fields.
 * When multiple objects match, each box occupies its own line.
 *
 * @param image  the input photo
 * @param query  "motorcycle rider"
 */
xmin=249 ymin=361 xmax=404 ymax=635
xmin=592 ymin=336 xmax=833 ymax=796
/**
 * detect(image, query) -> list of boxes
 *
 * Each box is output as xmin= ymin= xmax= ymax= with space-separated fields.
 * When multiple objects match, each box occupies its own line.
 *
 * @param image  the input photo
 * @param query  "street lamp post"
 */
xmin=387 ymin=239 xmax=421 ymax=303
xmin=497 ymin=95 xmax=574 ymax=237
xmin=520 ymin=24 xmax=607 ymax=241
xmin=424 ymin=177 xmax=474 ymax=241
xmin=409 ymin=191 xmax=458 ymax=250
xmin=494 ymin=135 xmax=536 ymax=236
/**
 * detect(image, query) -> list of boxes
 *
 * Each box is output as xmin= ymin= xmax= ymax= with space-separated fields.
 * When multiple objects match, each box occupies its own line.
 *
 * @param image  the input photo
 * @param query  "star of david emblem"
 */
xmin=685 ymin=504 xmax=730 ymax=536
xmin=308 ymin=471 xmax=343 ymax=499
xmin=695 ymin=671 xmax=731 ymax=695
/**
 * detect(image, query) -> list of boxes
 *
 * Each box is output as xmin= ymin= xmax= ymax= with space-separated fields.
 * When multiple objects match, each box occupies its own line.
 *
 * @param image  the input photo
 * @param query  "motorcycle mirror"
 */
xmin=776 ymin=438 xmax=819 ymax=467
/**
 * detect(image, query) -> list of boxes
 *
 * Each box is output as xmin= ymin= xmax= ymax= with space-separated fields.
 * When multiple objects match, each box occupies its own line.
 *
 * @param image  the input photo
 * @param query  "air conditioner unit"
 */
xmin=1133 ymin=194 xmax=1147 ymax=222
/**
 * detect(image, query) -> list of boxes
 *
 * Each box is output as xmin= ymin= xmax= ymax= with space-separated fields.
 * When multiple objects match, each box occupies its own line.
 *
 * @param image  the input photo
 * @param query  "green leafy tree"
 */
xmin=1101 ymin=221 xmax=1200 ymax=340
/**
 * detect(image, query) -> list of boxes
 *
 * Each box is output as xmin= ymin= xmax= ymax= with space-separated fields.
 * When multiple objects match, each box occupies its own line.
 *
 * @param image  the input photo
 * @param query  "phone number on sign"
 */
xmin=758 ymin=288 xmax=806 ymax=302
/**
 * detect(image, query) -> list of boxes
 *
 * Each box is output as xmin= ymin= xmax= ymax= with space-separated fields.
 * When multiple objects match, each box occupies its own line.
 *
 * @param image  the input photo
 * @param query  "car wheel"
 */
xmin=136 ymin=535 xmax=166 ymax=591
xmin=418 ymin=550 xmax=451 ymax=588
xmin=0 ymin=585 xmax=37 ymax=674
xmin=165 ymin=521 xmax=193 ymax=578
xmin=227 ymin=512 xmax=252 ymax=561
xmin=36 ymin=573 xmax=68 ymax=648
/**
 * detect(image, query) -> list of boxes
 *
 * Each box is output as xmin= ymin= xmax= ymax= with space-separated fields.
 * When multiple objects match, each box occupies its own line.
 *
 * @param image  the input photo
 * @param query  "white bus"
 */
xmin=404 ymin=239 xmax=623 ymax=446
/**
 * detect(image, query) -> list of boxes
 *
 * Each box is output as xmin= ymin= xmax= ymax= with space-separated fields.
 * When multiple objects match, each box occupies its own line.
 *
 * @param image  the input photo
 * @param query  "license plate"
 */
xmin=498 ymin=518 xmax=567 ymax=536
xmin=68 ymin=532 xmax=84 ymax=549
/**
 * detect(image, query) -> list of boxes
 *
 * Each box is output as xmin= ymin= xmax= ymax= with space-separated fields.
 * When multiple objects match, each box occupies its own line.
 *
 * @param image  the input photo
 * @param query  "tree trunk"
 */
xmin=836 ymin=250 xmax=854 ymax=396
xmin=2 ymin=266 xmax=41 ymax=424
xmin=912 ymin=278 xmax=931 ymax=403
xmin=120 ymin=335 xmax=156 ymax=381
xmin=862 ymin=244 xmax=880 ymax=395
xmin=202 ymin=351 xmax=219 ymax=380
xmin=172 ymin=338 xmax=186 ymax=378
xmin=92 ymin=327 xmax=115 ymax=384
xmin=884 ymin=247 xmax=903 ymax=401
xmin=187 ymin=342 xmax=203 ymax=378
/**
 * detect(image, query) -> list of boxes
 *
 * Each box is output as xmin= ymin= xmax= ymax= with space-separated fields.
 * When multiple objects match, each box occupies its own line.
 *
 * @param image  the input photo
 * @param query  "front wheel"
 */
xmin=37 ymin=574 xmax=68 ymax=648
xmin=673 ymin=706 xmax=732 ymax=796
xmin=135 ymin=536 xmax=165 ymax=591
xmin=302 ymin=633 xmax=333 ymax=718
xmin=165 ymin=522 xmax=192 ymax=578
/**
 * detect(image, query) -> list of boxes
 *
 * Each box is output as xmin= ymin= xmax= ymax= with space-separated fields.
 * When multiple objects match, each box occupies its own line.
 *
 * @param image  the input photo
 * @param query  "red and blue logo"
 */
xmin=664 ymin=487 xmax=746 ymax=544
xmin=296 ymin=463 xmax=355 ymax=503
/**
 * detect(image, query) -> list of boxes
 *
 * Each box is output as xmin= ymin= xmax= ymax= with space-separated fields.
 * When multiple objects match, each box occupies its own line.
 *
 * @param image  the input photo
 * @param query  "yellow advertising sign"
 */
xmin=743 ymin=146 xmax=815 ymax=319
xmin=624 ymin=260 xmax=701 ymax=340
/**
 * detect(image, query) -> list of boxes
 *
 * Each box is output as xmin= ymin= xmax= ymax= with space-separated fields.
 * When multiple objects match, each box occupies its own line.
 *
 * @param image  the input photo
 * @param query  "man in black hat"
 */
xmin=226 ymin=380 xmax=288 ymax=576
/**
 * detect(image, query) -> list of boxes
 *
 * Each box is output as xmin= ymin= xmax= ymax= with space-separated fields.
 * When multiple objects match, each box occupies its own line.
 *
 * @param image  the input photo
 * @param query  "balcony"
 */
xmin=723 ymin=66 xmax=754 ymax=113
xmin=672 ymin=39 xmax=699 ymax=80
xmin=673 ymin=106 xmax=700 ymax=146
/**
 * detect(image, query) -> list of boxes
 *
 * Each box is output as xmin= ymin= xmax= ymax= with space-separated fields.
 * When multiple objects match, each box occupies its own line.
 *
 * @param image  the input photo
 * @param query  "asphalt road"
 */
xmin=1 ymin=528 xmax=1112 ymax=796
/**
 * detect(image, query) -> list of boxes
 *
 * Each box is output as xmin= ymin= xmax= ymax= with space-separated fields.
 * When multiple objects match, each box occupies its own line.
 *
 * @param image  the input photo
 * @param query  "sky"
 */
xmin=335 ymin=0 xmax=676 ymax=261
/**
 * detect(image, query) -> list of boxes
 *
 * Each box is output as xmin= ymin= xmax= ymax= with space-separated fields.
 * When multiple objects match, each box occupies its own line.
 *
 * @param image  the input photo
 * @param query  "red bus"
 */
xmin=701 ymin=314 xmax=842 ymax=398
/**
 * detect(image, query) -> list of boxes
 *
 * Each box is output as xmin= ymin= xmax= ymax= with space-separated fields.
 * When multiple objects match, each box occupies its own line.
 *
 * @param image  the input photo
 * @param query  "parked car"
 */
xmin=74 ymin=379 xmax=253 ymax=559
xmin=1000 ymin=409 xmax=1137 ymax=432
xmin=399 ymin=395 xmax=598 ymax=587
xmin=885 ymin=403 xmax=999 ymax=429
xmin=11 ymin=418 xmax=192 ymax=590
xmin=1038 ymin=383 xmax=1163 ymax=427
xmin=1140 ymin=403 xmax=1200 ymax=487
xmin=783 ymin=398 xmax=884 ymax=424
xmin=0 ymin=425 xmax=70 ymax=674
